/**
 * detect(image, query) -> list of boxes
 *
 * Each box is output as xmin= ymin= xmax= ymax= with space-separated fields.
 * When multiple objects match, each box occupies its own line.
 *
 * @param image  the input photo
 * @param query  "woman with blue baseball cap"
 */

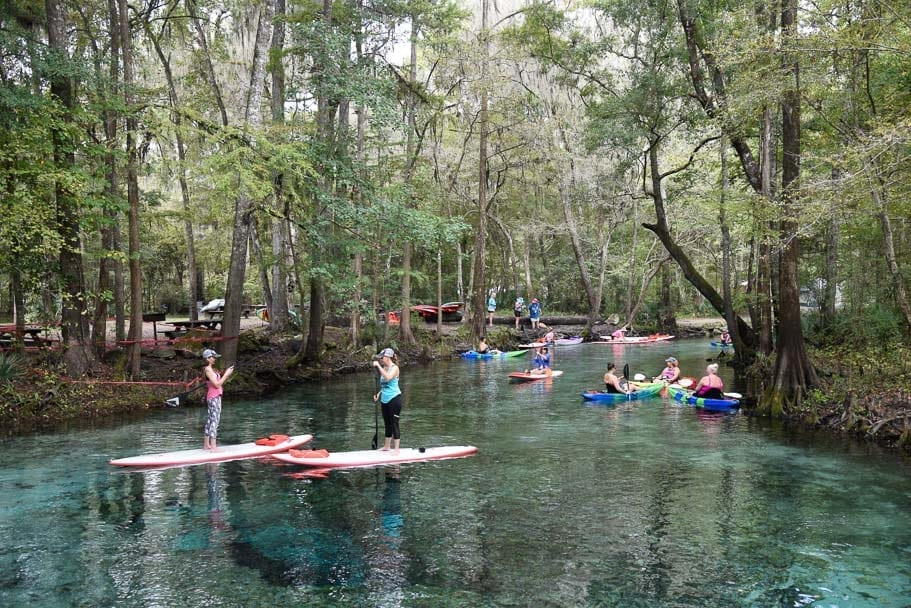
xmin=372 ymin=348 xmax=403 ymax=453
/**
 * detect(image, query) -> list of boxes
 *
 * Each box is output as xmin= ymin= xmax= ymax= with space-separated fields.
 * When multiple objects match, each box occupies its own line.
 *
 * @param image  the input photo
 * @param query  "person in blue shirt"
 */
xmin=487 ymin=292 xmax=497 ymax=327
xmin=528 ymin=298 xmax=542 ymax=329
xmin=525 ymin=345 xmax=552 ymax=376
xmin=372 ymin=348 xmax=403 ymax=453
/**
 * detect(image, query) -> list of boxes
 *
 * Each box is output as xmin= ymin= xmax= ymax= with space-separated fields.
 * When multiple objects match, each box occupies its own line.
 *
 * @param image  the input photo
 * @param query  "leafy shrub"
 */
xmin=0 ymin=352 xmax=25 ymax=383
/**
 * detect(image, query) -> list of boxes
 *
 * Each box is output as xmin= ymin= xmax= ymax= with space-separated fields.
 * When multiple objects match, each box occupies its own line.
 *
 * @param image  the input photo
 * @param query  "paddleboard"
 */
xmin=508 ymin=370 xmax=564 ymax=382
xmin=273 ymin=445 xmax=478 ymax=468
xmin=110 ymin=434 xmax=314 ymax=467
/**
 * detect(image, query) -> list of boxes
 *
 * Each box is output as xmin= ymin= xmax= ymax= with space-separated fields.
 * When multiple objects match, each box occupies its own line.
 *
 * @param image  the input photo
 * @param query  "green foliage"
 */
xmin=0 ymin=353 xmax=25 ymax=383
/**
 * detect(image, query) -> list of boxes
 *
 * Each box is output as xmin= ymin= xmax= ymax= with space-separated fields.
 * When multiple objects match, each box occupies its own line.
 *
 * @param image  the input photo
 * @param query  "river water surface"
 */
xmin=1 ymin=339 xmax=909 ymax=607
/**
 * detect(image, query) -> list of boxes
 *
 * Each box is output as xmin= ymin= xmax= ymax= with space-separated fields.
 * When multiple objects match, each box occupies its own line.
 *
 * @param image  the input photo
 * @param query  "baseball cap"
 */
xmin=665 ymin=356 xmax=677 ymax=363
xmin=380 ymin=348 xmax=395 ymax=358
xmin=202 ymin=349 xmax=221 ymax=359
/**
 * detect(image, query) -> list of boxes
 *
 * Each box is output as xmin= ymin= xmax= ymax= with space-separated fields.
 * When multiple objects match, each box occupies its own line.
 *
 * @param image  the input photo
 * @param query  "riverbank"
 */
xmin=1 ymin=318 xmax=909 ymax=452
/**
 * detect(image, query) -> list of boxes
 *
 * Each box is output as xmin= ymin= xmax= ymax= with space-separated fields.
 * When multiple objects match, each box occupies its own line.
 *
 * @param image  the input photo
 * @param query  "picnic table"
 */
xmin=0 ymin=324 xmax=52 ymax=347
xmin=164 ymin=319 xmax=221 ymax=339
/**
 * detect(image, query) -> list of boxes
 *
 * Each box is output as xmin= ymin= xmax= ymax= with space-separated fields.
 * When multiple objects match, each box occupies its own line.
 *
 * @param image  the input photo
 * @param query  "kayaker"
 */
xmin=477 ymin=336 xmax=501 ymax=355
xmin=372 ymin=348 xmax=403 ymax=453
xmin=513 ymin=296 xmax=525 ymax=329
xmin=526 ymin=346 xmax=552 ymax=376
xmin=202 ymin=348 xmax=235 ymax=451
xmin=693 ymin=363 xmax=725 ymax=399
xmin=719 ymin=329 xmax=732 ymax=345
xmin=611 ymin=326 xmax=627 ymax=340
xmin=603 ymin=363 xmax=630 ymax=394
xmin=654 ymin=357 xmax=681 ymax=383
xmin=541 ymin=329 xmax=555 ymax=344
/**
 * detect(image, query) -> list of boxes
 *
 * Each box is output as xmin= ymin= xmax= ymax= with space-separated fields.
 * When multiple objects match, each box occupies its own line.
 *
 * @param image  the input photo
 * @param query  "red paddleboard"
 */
xmin=110 ymin=434 xmax=313 ymax=468
xmin=508 ymin=370 xmax=564 ymax=382
xmin=273 ymin=445 xmax=478 ymax=469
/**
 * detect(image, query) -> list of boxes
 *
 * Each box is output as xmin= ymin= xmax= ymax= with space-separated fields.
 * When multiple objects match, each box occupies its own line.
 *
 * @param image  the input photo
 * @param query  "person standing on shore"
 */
xmin=529 ymin=298 xmax=542 ymax=329
xmin=513 ymin=296 xmax=525 ymax=329
xmin=487 ymin=292 xmax=497 ymax=327
xmin=203 ymin=349 xmax=234 ymax=451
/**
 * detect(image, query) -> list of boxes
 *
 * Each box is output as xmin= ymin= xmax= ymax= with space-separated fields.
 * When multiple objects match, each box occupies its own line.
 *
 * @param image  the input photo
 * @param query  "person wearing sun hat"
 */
xmin=202 ymin=348 xmax=234 ymax=451
xmin=654 ymin=356 xmax=681 ymax=384
xmin=528 ymin=298 xmax=542 ymax=329
xmin=372 ymin=347 xmax=403 ymax=453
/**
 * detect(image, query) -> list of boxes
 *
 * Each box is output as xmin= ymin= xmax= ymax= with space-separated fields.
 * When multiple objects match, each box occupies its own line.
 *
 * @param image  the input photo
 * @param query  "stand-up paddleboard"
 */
xmin=508 ymin=370 xmax=564 ymax=382
xmin=110 ymin=434 xmax=313 ymax=468
xmin=273 ymin=445 xmax=478 ymax=469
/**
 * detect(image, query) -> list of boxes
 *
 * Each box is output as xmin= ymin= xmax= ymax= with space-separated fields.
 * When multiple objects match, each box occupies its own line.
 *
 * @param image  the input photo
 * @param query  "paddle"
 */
xmin=165 ymin=379 xmax=205 ymax=407
xmin=724 ymin=392 xmax=743 ymax=399
xmin=372 ymin=369 xmax=380 ymax=450
xmin=623 ymin=363 xmax=631 ymax=400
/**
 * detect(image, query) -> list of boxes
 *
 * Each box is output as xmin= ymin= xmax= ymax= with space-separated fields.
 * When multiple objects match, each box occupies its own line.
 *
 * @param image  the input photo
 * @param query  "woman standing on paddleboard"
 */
xmin=203 ymin=349 xmax=234 ymax=451
xmin=372 ymin=348 xmax=403 ymax=453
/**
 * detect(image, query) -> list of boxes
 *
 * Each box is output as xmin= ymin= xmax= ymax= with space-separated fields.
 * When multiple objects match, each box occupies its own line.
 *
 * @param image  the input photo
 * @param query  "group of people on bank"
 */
xmin=485 ymin=293 xmax=544 ymax=329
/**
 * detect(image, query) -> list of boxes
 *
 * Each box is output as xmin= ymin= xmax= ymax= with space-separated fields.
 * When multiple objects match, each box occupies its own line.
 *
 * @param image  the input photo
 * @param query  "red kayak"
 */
xmin=508 ymin=370 xmax=564 ymax=382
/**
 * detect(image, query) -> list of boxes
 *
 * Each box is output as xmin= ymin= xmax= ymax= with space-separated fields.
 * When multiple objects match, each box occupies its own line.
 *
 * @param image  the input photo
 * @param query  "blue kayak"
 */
xmin=581 ymin=382 xmax=665 ymax=403
xmin=667 ymin=384 xmax=740 ymax=411
xmin=461 ymin=350 xmax=527 ymax=359
xmin=711 ymin=341 xmax=733 ymax=348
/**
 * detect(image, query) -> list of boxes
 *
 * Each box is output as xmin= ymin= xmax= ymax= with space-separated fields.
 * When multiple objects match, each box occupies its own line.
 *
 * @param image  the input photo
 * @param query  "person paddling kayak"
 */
xmin=603 ymin=362 xmax=630 ymax=394
xmin=654 ymin=357 xmax=681 ymax=383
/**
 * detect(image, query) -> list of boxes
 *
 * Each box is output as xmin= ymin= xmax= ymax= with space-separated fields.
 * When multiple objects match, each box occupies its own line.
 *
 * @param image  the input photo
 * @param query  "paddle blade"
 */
xmin=165 ymin=396 xmax=180 ymax=408
xmin=724 ymin=392 xmax=743 ymax=399
xmin=371 ymin=433 xmax=378 ymax=450
xmin=679 ymin=378 xmax=694 ymax=388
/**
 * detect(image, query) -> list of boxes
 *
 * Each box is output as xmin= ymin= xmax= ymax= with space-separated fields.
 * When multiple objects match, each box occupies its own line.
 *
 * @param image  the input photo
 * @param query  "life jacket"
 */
xmin=254 ymin=434 xmax=290 ymax=446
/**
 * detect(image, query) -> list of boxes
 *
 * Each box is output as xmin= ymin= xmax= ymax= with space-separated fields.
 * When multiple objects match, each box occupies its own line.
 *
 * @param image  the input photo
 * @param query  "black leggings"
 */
xmin=382 ymin=394 xmax=403 ymax=439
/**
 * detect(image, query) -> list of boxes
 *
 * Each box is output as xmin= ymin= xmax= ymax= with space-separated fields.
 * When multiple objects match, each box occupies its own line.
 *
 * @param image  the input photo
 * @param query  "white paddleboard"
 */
xmin=272 ymin=445 xmax=478 ymax=469
xmin=110 ymin=434 xmax=313 ymax=468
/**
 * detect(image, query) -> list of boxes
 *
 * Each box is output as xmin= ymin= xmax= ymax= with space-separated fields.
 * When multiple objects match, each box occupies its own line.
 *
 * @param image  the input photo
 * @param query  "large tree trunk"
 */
xmin=221 ymin=0 xmax=274 ymax=366
xmin=269 ymin=0 xmax=290 ymax=333
xmin=399 ymin=10 xmax=419 ymax=345
xmin=93 ymin=0 xmax=120 ymax=351
xmin=757 ymin=106 xmax=776 ymax=355
xmin=303 ymin=0 xmax=333 ymax=362
xmin=763 ymin=0 xmax=818 ymax=415
xmin=470 ymin=0 xmax=490 ymax=341
xmin=118 ymin=0 xmax=141 ymax=378
xmin=868 ymin=174 xmax=911 ymax=331
xmin=47 ymin=0 xmax=97 ymax=376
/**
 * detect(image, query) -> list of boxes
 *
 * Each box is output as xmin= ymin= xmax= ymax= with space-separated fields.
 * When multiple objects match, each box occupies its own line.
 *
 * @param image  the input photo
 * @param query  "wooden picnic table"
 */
xmin=0 ymin=325 xmax=52 ymax=346
xmin=163 ymin=319 xmax=221 ymax=339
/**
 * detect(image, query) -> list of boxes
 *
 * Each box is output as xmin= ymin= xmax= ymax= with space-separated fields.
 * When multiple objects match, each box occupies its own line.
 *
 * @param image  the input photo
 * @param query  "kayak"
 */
xmin=581 ymin=382 xmax=665 ymax=403
xmin=711 ymin=341 xmax=734 ymax=348
xmin=555 ymin=336 xmax=583 ymax=346
xmin=508 ymin=370 xmax=564 ymax=382
xmin=110 ymin=433 xmax=314 ymax=468
xmin=273 ymin=445 xmax=478 ymax=469
xmin=593 ymin=334 xmax=675 ymax=345
xmin=461 ymin=349 xmax=527 ymax=359
xmin=517 ymin=342 xmax=546 ymax=349
xmin=666 ymin=384 xmax=740 ymax=411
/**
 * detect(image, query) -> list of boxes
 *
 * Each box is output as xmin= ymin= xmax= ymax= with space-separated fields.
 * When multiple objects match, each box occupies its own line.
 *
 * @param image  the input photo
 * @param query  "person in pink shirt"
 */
xmin=693 ymin=363 xmax=724 ymax=399
xmin=203 ymin=348 xmax=235 ymax=450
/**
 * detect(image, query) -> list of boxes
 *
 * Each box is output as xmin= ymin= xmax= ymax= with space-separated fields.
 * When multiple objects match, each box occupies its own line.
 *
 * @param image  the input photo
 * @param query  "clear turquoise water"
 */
xmin=1 ymin=339 xmax=909 ymax=607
